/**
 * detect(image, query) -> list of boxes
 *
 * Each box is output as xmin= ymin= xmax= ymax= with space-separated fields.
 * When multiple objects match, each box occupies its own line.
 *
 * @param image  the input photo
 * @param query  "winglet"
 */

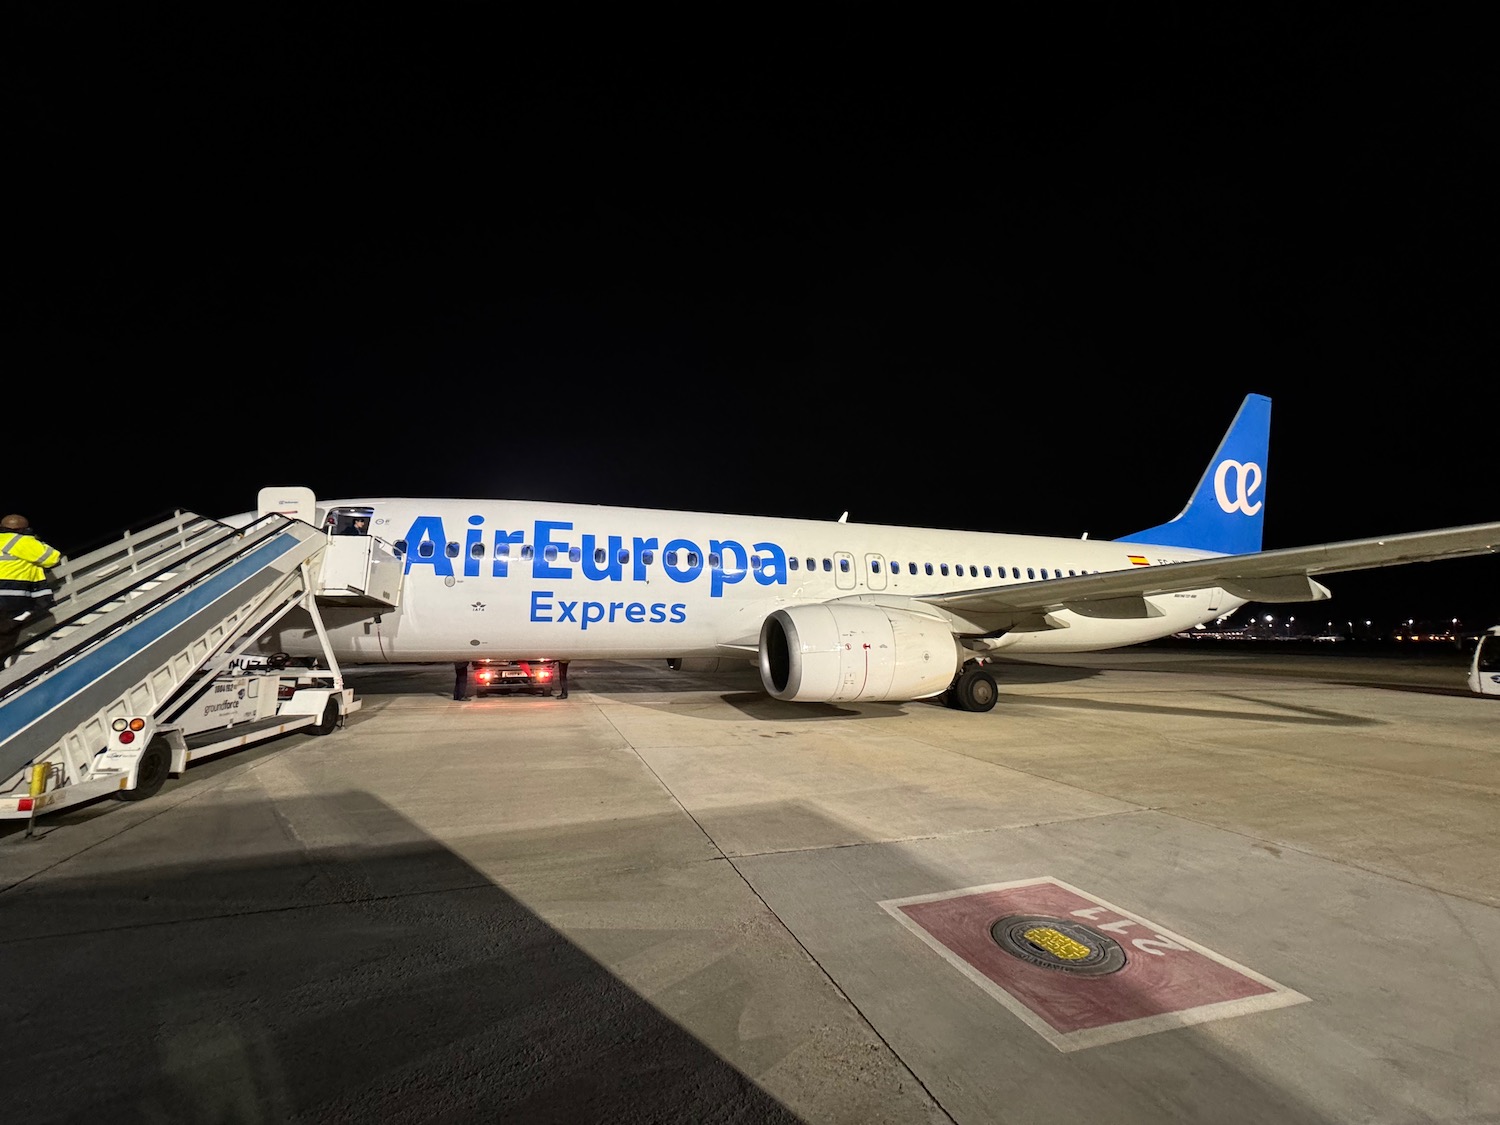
xmin=1116 ymin=393 xmax=1270 ymax=555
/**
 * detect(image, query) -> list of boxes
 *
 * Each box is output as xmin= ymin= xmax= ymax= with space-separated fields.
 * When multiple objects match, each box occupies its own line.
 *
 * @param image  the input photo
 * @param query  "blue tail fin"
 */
xmin=1116 ymin=393 xmax=1270 ymax=555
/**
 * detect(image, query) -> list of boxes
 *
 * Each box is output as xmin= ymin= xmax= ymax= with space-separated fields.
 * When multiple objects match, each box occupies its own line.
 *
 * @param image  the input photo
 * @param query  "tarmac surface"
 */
xmin=3 ymin=643 xmax=1497 ymax=1124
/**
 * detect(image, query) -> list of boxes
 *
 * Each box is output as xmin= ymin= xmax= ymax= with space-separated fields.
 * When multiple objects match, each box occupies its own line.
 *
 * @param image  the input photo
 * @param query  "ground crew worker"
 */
xmin=0 ymin=514 xmax=62 ymax=657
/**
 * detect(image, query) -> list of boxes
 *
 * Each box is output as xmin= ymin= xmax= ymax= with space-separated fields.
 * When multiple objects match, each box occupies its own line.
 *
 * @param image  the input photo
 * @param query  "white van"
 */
xmin=1469 ymin=626 xmax=1500 ymax=697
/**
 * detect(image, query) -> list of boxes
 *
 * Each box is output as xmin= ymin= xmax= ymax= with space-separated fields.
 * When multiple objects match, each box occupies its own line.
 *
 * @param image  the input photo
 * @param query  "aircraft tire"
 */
xmin=116 ymin=737 xmax=172 ymax=801
xmin=953 ymin=665 xmax=999 ymax=713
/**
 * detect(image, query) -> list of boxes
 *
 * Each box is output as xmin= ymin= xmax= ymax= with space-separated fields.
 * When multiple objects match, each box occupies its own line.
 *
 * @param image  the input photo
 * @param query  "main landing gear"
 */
xmin=945 ymin=661 xmax=998 ymax=712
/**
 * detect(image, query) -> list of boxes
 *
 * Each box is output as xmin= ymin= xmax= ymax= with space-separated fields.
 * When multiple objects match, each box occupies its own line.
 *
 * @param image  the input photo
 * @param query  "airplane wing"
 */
xmin=916 ymin=521 xmax=1500 ymax=634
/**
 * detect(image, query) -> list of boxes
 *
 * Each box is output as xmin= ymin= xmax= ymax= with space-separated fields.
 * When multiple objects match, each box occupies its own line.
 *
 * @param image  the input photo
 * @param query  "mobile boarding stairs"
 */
xmin=0 ymin=509 xmax=404 ymax=820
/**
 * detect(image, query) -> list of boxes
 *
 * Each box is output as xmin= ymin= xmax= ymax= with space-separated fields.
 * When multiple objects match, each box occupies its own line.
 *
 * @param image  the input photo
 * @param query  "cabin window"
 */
xmin=806 ymin=558 xmax=816 ymax=571
xmin=909 ymin=562 xmax=918 ymax=575
xmin=1027 ymin=567 xmax=1036 ymax=579
xmin=568 ymin=546 xmax=582 ymax=563
xmin=618 ymin=549 xmax=630 ymax=564
xmin=446 ymin=542 xmax=460 ymax=558
xmin=925 ymin=562 xmax=934 ymax=575
xmin=641 ymin=549 xmax=654 ymax=565
xmin=871 ymin=560 xmax=882 ymax=573
xmin=1012 ymin=567 xmax=1020 ymax=579
xmin=543 ymin=545 xmax=559 ymax=562
xmin=940 ymin=563 xmax=950 ymax=576
xmin=839 ymin=557 xmax=850 ymax=573
xmin=822 ymin=558 xmax=832 ymax=572
xmin=751 ymin=556 xmax=762 ymax=570
xmin=982 ymin=565 xmax=992 ymax=577
xmin=665 ymin=550 xmax=678 ymax=566
xmin=708 ymin=552 xmax=721 ymax=568
xmin=470 ymin=543 xmax=485 ymax=558
xmin=595 ymin=547 xmax=607 ymax=565
xmin=393 ymin=540 xmax=407 ymax=557
xmin=521 ymin=545 xmax=534 ymax=560
xmin=687 ymin=551 xmax=700 ymax=567
xmin=789 ymin=557 xmax=799 ymax=571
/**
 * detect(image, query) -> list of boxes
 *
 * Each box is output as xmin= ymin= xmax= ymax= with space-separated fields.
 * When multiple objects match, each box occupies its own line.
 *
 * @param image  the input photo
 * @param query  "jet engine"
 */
xmin=759 ymin=603 xmax=959 ymax=703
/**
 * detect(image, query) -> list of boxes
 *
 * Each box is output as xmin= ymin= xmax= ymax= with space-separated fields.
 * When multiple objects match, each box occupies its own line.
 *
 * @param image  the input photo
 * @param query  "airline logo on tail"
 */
xmin=1215 ymin=460 xmax=1263 ymax=516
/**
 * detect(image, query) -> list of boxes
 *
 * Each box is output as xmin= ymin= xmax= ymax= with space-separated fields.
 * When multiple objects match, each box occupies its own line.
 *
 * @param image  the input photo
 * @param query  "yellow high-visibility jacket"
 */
xmin=0 ymin=532 xmax=62 ymax=602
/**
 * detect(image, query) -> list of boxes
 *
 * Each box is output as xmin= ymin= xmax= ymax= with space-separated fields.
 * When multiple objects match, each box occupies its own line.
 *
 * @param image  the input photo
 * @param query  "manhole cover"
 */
xmin=990 ymin=914 xmax=1127 ymax=975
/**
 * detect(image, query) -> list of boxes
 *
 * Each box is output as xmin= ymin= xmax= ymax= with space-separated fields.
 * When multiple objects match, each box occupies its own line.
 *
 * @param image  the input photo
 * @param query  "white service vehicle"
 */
xmin=0 ymin=502 xmax=396 ymax=822
xmin=1469 ymin=626 xmax=1500 ymax=697
xmin=82 ymin=655 xmax=356 ymax=811
xmin=8 ymin=656 xmax=357 ymax=819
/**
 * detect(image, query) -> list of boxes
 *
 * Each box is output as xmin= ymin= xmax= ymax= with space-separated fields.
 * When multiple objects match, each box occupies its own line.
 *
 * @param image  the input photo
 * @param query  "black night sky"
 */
xmin=12 ymin=9 xmax=1497 ymax=631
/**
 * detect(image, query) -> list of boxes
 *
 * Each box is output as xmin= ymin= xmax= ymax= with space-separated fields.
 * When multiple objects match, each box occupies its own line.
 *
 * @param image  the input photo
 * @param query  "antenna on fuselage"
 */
xmin=838 ymin=511 xmax=848 ymax=523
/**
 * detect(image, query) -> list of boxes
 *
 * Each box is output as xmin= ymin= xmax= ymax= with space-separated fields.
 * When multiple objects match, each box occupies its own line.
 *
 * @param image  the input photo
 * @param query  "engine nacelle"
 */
xmin=759 ymin=603 xmax=959 ymax=703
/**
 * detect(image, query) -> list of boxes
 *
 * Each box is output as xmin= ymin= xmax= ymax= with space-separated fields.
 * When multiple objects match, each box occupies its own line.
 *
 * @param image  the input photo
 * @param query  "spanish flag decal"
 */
xmin=1128 ymin=555 xmax=1149 ymax=566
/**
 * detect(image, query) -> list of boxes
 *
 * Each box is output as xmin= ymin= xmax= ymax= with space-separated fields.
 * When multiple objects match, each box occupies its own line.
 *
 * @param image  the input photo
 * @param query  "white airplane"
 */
xmin=241 ymin=394 xmax=1499 ymax=712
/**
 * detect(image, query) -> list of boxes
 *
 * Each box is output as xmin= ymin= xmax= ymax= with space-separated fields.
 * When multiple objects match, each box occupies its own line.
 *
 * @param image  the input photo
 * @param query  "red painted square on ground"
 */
xmin=883 ymin=877 xmax=1306 ymax=1048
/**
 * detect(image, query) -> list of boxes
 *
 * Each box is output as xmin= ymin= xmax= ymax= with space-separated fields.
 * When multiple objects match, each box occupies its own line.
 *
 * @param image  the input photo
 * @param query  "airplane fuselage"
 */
xmin=253 ymin=499 xmax=1234 ymax=666
xmin=235 ymin=394 xmax=1500 ymax=711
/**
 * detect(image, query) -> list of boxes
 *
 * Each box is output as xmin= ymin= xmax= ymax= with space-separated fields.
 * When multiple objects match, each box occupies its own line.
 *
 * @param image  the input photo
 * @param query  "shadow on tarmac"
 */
xmin=1 ymin=791 xmax=805 ymax=1124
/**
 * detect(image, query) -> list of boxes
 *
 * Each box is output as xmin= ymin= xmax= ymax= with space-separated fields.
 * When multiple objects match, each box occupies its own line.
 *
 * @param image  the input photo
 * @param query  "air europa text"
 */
xmin=398 ymin=516 xmax=790 ymax=598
